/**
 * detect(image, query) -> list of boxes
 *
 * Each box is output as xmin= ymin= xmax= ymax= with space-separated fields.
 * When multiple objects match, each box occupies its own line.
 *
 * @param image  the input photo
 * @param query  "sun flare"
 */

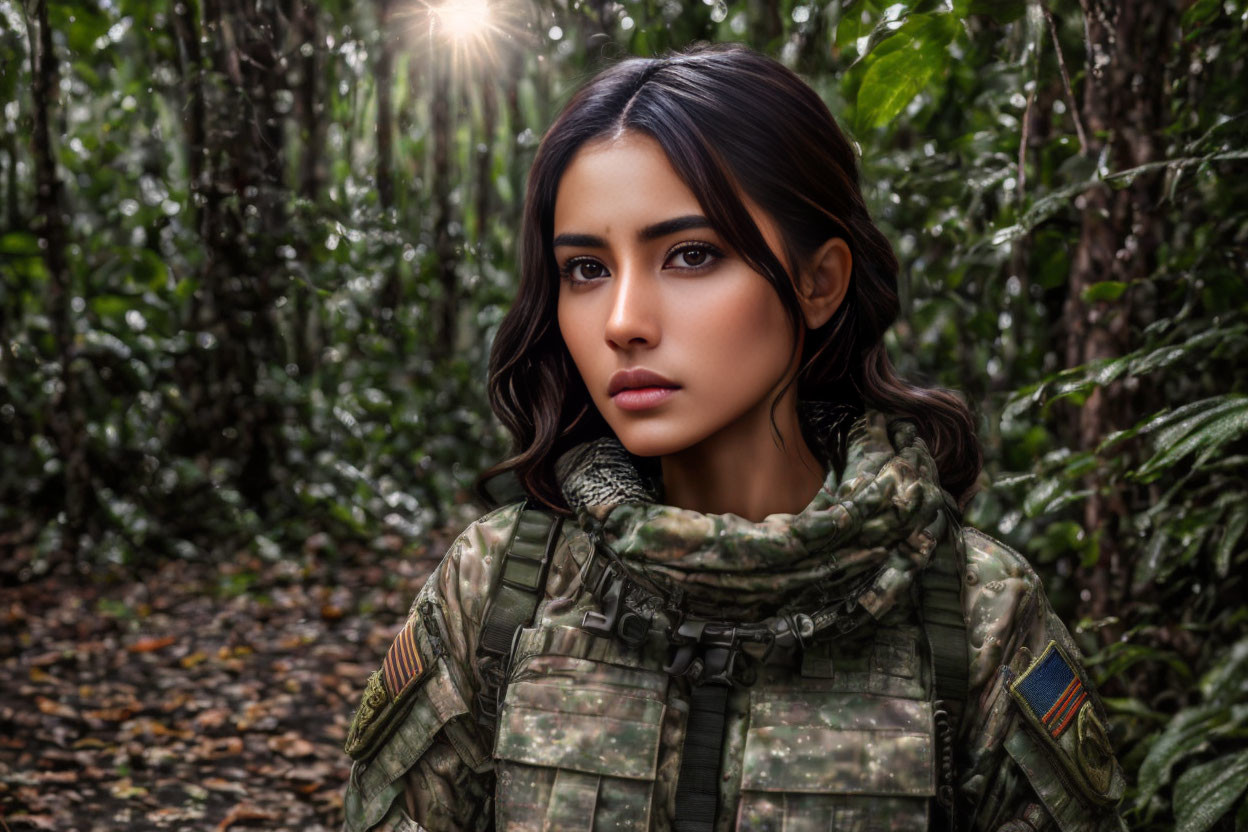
xmin=434 ymin=0 xmax=493 ymax=40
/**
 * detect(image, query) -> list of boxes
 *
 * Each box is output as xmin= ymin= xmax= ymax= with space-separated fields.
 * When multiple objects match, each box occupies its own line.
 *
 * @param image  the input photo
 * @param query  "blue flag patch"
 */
xmin=1010 ymin=641 xmax=1087 ymax=739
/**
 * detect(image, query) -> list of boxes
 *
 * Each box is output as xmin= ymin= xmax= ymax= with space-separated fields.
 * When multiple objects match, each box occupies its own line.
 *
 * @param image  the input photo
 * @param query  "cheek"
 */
xmin=557 ymin=293 xmax=596 ymax=377
xmin=683 ymin=277 xmax=794 ymax=378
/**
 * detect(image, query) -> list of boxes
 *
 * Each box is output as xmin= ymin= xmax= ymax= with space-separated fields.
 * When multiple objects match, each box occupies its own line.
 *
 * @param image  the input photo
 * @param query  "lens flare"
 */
xmin=434 ymin=0 xmax=492 ymax=40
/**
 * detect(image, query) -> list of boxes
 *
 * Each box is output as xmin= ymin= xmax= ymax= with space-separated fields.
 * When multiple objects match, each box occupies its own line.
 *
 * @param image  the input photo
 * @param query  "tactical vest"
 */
xmin=474 ymin=502 xmax=970 ymax=831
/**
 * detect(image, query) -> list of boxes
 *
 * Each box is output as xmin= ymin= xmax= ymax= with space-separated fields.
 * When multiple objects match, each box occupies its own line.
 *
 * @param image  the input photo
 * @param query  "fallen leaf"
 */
xmin=108 ymin=777 xmax=149 ymax=798
xmin=128 ymin=636 xmax=176 ymax=653
xmin=195 ymin=736 xmax=244 ymax=759
xmin=216 ymin=802 xmax=279 ymax=831
xmin=201 ymin=777 xmax=248 ymax=795
xmin=4 ymin=814 xmax=57 ymax=829
xmin=193 ymin=708 xmax=230 ymax=730
xmin=34 ymin=696 xmax=78 ymax=720
xmin=84 ymin=706 xmax=138 ymax=722
xmin=267 ymin=731 xmax=315 ymax=758
xmin=180 ymin=650 xmax=208 ymax=668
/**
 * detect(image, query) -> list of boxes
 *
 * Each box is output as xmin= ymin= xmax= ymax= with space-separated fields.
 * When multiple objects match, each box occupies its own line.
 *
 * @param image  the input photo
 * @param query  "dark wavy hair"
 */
xmin=475 ymin=42 xmax=982 ymax=513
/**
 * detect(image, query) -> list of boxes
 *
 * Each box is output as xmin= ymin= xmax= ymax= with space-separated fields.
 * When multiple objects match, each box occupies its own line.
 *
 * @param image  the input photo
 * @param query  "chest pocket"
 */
xmin=493 ymin=636 xmax=668 ymax=832
xmin=735 ymin=626 xmax=937 ymax=832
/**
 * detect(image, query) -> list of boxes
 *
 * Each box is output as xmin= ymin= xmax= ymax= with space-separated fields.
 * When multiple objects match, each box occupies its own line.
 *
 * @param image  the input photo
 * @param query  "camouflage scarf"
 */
xmin=555 ymin=409 xmax=954 ymax=620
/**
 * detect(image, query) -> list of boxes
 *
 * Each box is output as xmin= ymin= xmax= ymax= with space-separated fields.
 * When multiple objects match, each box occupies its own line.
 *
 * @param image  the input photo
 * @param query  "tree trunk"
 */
xmin=375 ymin=0 xmax=395 ymax=212
xmin=295 ymin=0 xmax=324 ymax=202
xmin=189 ymin=0 xmax=289 ymax=512
xmin=505 ymin=49 xmax=524 ymax=220
xmin=29 ymin=0 xmax=91 ymax=556
xmin=432 ymin=60 xmax=457 ymax=361
xmin=4 ymin=132 xmax=19 ymax=231
xmin=1064 ymin=0 xmax=1172 ymax=630
xmin=375 ymin=0 xmax=404 ymax=345
xmin=475 ymin=80 xmax=496 ymax=250
xmin=291 ymin=0 xmax=324 ymax=376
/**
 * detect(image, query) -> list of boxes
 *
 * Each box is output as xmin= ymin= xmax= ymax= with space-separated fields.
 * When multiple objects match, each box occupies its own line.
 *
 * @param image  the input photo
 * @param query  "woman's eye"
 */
xmin=667 ymin=245 xmax=721 ymax=270
xmin=562 ymin=259 xmax=608 ymax=282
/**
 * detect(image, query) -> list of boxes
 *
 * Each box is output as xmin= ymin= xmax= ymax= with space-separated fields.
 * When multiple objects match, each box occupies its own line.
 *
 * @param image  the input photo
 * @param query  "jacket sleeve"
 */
xmin=340 ymin=502 xmax=526 ymax=832
xmin=957 ymin=528 xmax=1128 ymax=832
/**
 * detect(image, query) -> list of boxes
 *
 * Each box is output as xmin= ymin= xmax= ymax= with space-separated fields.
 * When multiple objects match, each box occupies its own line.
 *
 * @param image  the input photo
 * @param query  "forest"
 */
xmin=1 ymin=0 xmax=1246 ymax=829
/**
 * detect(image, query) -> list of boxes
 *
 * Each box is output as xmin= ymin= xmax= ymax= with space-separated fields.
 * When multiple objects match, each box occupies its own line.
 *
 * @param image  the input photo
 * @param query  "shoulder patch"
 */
xmin=1011 ymin=641 xmax=1086 ymax=739
xmin=1007 ymin=640 xmax=1121 ymax=806
xmin=344 ymin=617 xmax=436 ymax=761
xmin=383 ymin=621 xmax=425 ymax=698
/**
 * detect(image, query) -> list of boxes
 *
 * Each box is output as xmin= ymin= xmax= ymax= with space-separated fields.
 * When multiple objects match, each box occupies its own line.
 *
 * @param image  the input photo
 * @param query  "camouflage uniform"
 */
xmin=341 ymin=411 xmax=1127 ymax=832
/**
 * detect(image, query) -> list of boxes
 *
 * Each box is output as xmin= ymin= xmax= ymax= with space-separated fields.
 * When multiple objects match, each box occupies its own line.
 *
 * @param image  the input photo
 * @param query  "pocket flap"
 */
xmin=742 ymin=691 xmax=935 ymax=795
xmin=495 ymin=679 xmax=665 ymax=780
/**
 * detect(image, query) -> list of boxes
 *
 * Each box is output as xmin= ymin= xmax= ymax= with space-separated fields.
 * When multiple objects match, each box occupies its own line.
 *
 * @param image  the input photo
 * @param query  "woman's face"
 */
xmin=553 ymin=131 xmax=802 ymax=459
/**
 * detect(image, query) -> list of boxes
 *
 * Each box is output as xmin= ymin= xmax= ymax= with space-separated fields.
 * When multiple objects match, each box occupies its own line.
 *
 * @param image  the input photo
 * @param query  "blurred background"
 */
xmin=1 ymin=0 xmax=1246 ymax=829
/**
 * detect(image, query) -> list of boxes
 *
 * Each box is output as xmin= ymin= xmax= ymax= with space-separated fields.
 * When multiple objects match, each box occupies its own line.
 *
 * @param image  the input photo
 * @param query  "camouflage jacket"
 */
xmin=340 ymin=411 xmax=1127 ymax=832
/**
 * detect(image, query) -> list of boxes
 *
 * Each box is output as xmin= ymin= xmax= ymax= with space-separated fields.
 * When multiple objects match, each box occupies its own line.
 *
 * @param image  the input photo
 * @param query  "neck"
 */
xmin=658 ymin=390 xmax=827 ymax=522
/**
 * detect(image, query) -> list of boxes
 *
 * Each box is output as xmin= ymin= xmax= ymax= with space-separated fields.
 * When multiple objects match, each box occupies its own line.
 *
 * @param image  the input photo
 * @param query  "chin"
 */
xmin=607 ymin=423 xmax=702 ymax=459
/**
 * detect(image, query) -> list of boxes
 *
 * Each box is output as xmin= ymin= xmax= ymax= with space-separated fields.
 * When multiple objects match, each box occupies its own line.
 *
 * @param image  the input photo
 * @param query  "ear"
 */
xmin=796 ymin=237 xmax=852 ymax=330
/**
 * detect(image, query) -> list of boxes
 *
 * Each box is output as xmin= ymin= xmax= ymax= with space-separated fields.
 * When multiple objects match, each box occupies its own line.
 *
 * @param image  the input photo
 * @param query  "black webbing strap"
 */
xmin=474 ymin=504 xmax=563 ymax=733
xmin=920 ymin=508 xmax=970 ymax=714
xmin=672 ymin=683 xmax=730 ymax=832
xmin=920 ymin=505 xmax=971 ymax=830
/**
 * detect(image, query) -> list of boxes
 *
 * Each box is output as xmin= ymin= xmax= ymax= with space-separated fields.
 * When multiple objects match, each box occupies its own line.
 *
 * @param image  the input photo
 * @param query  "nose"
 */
xmin=603 ymin=262 xmax=660 ymax=350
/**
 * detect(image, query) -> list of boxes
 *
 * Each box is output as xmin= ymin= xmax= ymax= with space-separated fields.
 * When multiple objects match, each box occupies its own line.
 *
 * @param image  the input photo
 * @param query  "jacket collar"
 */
xmin=555 ymin=408 xmax=954 ymax=621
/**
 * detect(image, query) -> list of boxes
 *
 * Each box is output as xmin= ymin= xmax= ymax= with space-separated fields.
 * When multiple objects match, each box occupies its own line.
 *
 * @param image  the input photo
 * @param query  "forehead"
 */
xmin=551 ymin=131 xmax=786 ymax=261
xmin=553 ymin=133 xmax=700 ymax=232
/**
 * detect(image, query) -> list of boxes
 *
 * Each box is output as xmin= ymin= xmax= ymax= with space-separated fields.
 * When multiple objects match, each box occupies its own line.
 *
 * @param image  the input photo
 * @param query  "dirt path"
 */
xmin=0 ymin=535 xmax=449 ymax=831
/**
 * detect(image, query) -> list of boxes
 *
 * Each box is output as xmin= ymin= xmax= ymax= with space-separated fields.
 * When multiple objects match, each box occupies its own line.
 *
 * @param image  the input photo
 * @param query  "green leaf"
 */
xmin=1081 ymin=281 xmax=1128 ymax=302
xmin=1174 ymin=749 xmax=1248 ymax=832
xmin=1022 ymin=477 xmax=1061 ymax=517
xmin=1138 ymin=704 xmax=1229 ymax=804
xmin=1217 ymin=507 xmax=1248 ymax=579
xmin=1136 ymin=396 xmax=1248 ymax=480
xmin=855 ymin=14 xmax=956 ymax=130
xmin=1200 ymin=636 xmax=1248 ymax=706
xmin=0 ymin=231 xmax=42 ymax=257
xmin=1181 ymin=0 xmax=1222 ymax=32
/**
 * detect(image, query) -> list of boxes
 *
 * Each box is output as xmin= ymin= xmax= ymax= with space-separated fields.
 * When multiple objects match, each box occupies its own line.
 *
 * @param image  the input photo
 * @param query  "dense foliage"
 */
xmin=2 ymin=0 xmax=1246 ymax=828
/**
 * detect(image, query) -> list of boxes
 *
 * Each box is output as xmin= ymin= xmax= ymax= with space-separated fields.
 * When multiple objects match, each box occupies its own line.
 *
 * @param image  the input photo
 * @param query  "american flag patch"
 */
xmin=1010 ymin=641 xmax=1087 ymax=739
xmin=382 ymin=622 xmax=424 ymax=699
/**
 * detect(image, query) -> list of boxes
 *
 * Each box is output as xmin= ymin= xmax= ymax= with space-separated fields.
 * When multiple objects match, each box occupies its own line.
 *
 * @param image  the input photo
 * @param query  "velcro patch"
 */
xmin=1005 ymin=639 xmax=1124 ymax=807
xmin=383 ymin=621 xmax=424 ymax=698
xmin=1010 ymin=640 xmax=1086 ymax=739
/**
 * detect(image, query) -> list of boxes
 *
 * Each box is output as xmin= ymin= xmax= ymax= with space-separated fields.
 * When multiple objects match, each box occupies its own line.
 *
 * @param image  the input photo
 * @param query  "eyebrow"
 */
xmin=552 ymin=215 xmax=714 ymax=249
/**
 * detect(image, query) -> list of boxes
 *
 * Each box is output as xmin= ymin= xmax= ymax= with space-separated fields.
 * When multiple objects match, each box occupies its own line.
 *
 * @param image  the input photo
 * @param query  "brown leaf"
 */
xmin=266 ymin=731 xmax=315 ymax=759
xmin=193 ymin=708 xmax=230 ymax=730
xmin=216 ymin=802 xmax=279 ymax=831
xmin=180 ymin=650 xmax=208 ymax=668
xmin=195 ymin=736 xmax=244 ymax=759
xmin=127 ymin=636 xmax=176 ymax=653
xmin=34 ymin=696 xmax=78 ymax=720
xmin=201 ymin=777 xmax=248 ymax=795
xmin=108 ymin=777 xmax=149 ymax=799
xmin=4 ymin=814 xmax=58 ymax=829
xmin=84 ymin=706 xmax=137 ymax=722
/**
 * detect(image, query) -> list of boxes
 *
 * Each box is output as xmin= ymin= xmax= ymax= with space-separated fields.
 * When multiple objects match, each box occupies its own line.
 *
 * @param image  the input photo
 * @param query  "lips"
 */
xmin=608 ymin=367 xmax=680 ymax=397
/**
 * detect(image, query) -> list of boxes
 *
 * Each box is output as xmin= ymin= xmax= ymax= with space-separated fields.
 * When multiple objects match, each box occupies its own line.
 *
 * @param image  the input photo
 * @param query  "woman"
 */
xmin=340 ymin=43 xmax=1126 ymax=832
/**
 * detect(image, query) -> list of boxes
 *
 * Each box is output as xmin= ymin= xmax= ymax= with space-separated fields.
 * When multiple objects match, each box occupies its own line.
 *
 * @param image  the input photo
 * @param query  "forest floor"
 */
xmin=0 ymin=525 xmax=458 ymax=832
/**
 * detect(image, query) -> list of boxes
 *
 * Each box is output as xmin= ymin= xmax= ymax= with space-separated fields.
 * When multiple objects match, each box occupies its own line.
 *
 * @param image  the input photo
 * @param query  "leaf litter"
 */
xmin=0 ymin=531 xmax=450 ymax=831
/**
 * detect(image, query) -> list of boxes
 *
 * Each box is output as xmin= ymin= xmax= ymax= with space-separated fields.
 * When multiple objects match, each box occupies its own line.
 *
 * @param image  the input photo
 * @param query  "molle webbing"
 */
xmin=920 ymin=509 xmax=970 ymax=715
xmin=920 ymin=506 xmax=971 ymax=830
xmin=673 ymin=683 xmax=730 ymax=832
xmin=474 ymin=505 xmax=563 ymax=733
